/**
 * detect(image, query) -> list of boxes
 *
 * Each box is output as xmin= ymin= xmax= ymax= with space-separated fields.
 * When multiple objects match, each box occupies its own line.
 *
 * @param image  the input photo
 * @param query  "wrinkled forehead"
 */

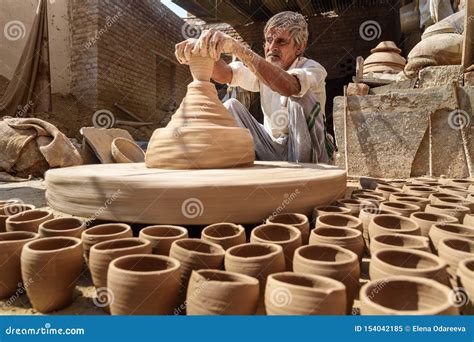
xmin=264 ymin=26 xmax=291 ymax=39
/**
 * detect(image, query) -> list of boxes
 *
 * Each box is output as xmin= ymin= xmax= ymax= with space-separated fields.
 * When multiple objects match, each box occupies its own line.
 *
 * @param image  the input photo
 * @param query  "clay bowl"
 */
xmin=370 ymin=248 xmax=449 ymax=285
xmin=139 ymin=225 xmax=188 ymax=255
xmin=38 ymin=217 xmax=86 ymax=238
xmin=335 ymin=198 xmax=376 ymax=216
xmin=392 ymin=196 xmax=430 ymax=210
xmin=368 ymin=214 xmax=421 ymax=240
xmin=111 ymin=137 xmax=145 ymax=163
xmin=81 ymin=223 xmax=133 ymax=263
xmin=386 ymin=180 xmax=406 ymax=189
xmin=380 ymin=201 xmax=420 ymax=217
xmin=187 ymin=269 xmax=259 ymax=315
xmin=6 ymin=209 xmax=54 ymax=233
xmin=370 ymin=234 xmax=430 ymax=255
xmin=309 ymin=227 xmax=364 ymax=259
xmin=0 ymin=199 xmax=22 ymax=207
xmin=429 ymin=223 xmax=474 ymax=251
xmin=425 ymin=204 xmax=470 ymax=222
xmin=351 ymin=193 xmax=385 ymax=206
xmin=402 ymin=185 xmax=437 ymax=198
xmin=465 ymin=214 xmax=474 ymax=226
xmin=448 ymin=179 xmax=474 ymax=189
xmin=435 ymin=197 xmax=474 ymax=212
xmin=359 ymin=208 xmax=401 ymax=248
xmin=250 ymin=223 xmax=301 ymax=271
xmin=265 ymin=272 xmax=346 ymax=315
xmin=201 ymin=223 xmax=246 ymax=250
xmin=108 ymin=254 xmax=181 ymax=315
xmin=267 ymin=213 xmax=309 ymax=244
xmin=0 ymin=204 xmax=35 ymax=232
xmin=457 ymin=258 xmax=474 ymax=314
xmin=409 ymin=212 xmax=458 ymax=237
xmin=0 ymin=231 xmax=38 ymax=299
xmin=351 ymin=189 xmax=385 ymax=198
xmin=438 ymin=185 xmax=471 ymax=198
xmin=438 ymin=237 xmax=474 ymax=280
xmin=429 ymin=192 xmax=464 ymax=205
xmin=21 ymin=237 xmax=83 ymax=313
xmin=312 ymin=205 xmax=351 ymax=223
xmin=316 ymin=213 xmax=363 ymax=232
xmin=375 ymin=185 xmax=402 ymax=200
xmin=293 ymin=244 xmax=360 ymax=314
xmin=360 ymin=276 xmax=459 ymax=315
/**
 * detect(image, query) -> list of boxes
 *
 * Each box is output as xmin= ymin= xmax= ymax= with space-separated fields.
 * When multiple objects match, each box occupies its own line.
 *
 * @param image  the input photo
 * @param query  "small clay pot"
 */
xmin=336 ymin=198 xmax=376 ymax=216
xmin=201 ymin=223 xmax=246 ymax=250
xmin=139 ymin=225 xmax=188 ymax=255
xmin=187 ymin=269 xmax=259 ymax=315
xmin=250 ymin=223 xmax=301 ymax=271
xmin=351 ymin=189 xmax=385 ymax=198
xmin=225 ymin=243 xmax=285 ymax=314
xmin=81 ymin=223 xmax=133 ymax=263
xmin=359 ymin=208 xmax=400 ymax=247
xmin=392 ymin=196 xmax=430 ymax=210
xmin=0 ymin=231 xmax=38 ymax=299
xmin=351 ymin=193 xmax=385 ymax=206
xmin=316 ymin=213 xmax=363 ymax=232
xmin=429 ymin=192 xmax=463 ymax=205
xmin=267 ymin=213 xmax=309 ymax=244
xmin=265 ymin=272 xmax=346 ymax=315
xmin=370 ymin=248 xmax=449 ymax=285
xmin=360 ymin=276 xmax=459 ymax=315
xmin=89 ymin=238 xmax=152 ymax=291
xmin=429 ymin=223 xmax=474 ymax=251
xmin=425 ymin=204 xmax=470 ymax=222
xmin=0 ymin=203 xmax=35 ymax=232
xmin=448 ymin=179 xmax=474 ymax=189
xmin=438 ymin=185 xmax=471 ymax=198
xmin=438 ymin=237 xmax=474 ymax=280
xmin=375 ymin=185 xmax=402 ymax=200
xmin=388 ymin=192 xmax=415 ymax=201
xmin=6 ymin=209 xmax=54 ymax=233
xmin=309 ymin=227 xmax=364 ymax=259
xmin=465 ymin=214 xmax=474 ymax=226
xmin=457 ymin=258 xmax=474 ymax=314
xmin=410 ymin=178 xmax=441 ymax=187
xmin=402 ymin=185 xmax=437 ymax=198
xmin=409 ymin=212 xmax=458 ymax=237
xmin=386 ymin=180 xmax=406 ymax=188
xmin=380 ymin=201 xmax=420 ymax=217
xmin=108 ymin=254 xmax=181 ymax=315
xmin=38 ymin=217 xmax=86 ymax=238
xmin=169 ymin=238 xmax=225 ymax=291
xmin=293 ymin=244 xmax=360 ymax=314
xmin=370 ymin=234 xmax=430 ymax=255
xmin=111 ymin=137 xmax=145 ymax=163
xmin=368 ymin=214 xmax=421 ymax=240
xmin=312 ymin=205 xmax=351 ymax=224
xmin=21 ymin=237 xmax=83 ymax=313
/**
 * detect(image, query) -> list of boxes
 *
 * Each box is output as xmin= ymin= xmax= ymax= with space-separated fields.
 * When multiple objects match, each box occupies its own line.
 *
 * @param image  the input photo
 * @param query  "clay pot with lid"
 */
xmin=21 ymin=237 xmax=83 ymax=313
xmin=375 ymin=185 xmax=402 ymax=200
xmin=0 ymin=231 xmax=38 ymax=299
xmin=457 ymin=258 xmax=474 ymax=314
xmin=38 ymin=217 xmax=86 ymax=238
xmin=6 ymin=209 xmax=53 ymax=233
xmin=429 ymin=223 xmax=474 ymax=251
xmin=402 ymin=185 xmax=437 ymax=198
xmin=309 ymin=227 xmax=364 ymax=259
xmin=81 ymin=223 xmax=133 ymax=263
xmin=409 ymin=212 xmax=458 ymax=237
xmin=425 ymin=204 xmax=470 ymax=222
xmin=0 ymin=203 xmax=35 ymax=232
xmin=293 ymin=244 xmax=360 ymax=314
xmin=201 ymin=222 xmax=246 ymax=250
xmin=250 ymin=223 xmax=301 ymax=271
xmin=359 ymin=208 xmax=401 ymax=247
xmin=111 ymin=137 xmax=145 ymax=163
xmin=438 ymin=185 xmax=471 ymax=198
xmin=380 ymin=201 xmax=420 ymax=217
xmin=335 ymin=198 xmax=375 ymax=216
xmin=186 ymin=269 xmax=259 ymax=315
xmin=368 ymin=214 xmax=421 ymax=240
xmin=108 ymin=254 xmax=181 ymax=315
xmin=225 ymin=243 xmax=285 ymax=314
xmin=438 ymin=237 xmax=474 ymax=280
xmin=267 ymin=213 xmax=309 ymax=244
xmin=139 ymin=225 xmax=188 ymax=255
xmin=360 ymin=276 xmax=459 ymax=315
xmin=316 ymin=213 xmax=363 ymax=232
xmin=370 ymin=248 xmax=449 ymax=285
xmin=370 ymin=234 xmax=430 ymax=255
xmin=265 ymin=272 xmax=346 ymax=315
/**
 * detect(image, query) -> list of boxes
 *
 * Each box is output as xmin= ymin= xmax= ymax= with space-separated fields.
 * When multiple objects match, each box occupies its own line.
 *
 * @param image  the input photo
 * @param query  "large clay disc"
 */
xmin=45 ymin=162 xmax=346 ymax=225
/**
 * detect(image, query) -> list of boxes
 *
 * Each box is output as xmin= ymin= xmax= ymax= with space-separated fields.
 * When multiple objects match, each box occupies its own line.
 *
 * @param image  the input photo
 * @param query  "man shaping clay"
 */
xmin=175 ymin=11 xmax=333 ymax=164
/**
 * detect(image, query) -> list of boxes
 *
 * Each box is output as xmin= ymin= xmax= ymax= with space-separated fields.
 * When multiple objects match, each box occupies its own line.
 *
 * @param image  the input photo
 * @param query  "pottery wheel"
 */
xmin=45 ymin=162 xmax=346 ymax=225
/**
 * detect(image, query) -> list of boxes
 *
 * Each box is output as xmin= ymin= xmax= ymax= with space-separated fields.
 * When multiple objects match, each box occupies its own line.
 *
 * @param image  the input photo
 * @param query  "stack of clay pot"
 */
xmin=363 ymin=41 xmax=406 ymax=75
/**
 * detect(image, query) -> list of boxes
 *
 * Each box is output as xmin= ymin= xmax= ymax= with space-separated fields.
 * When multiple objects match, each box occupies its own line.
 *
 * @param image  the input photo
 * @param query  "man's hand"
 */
xmin=174 ymin=38 xmax=197 ymax=64
xmin=192 ymin=29 xmax=239 ymax=60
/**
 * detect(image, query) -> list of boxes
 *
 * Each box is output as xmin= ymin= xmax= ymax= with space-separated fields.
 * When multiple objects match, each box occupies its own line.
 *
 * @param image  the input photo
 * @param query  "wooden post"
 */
xmin=462 ymin=0 xmax=474 ymax=68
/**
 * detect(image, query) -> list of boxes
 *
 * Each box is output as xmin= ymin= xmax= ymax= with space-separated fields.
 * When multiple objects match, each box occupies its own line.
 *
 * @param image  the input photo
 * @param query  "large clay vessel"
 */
xmin=379 ymin=201 xmax=420 ymax=217
xmin=265 ymin=272 xmax=346 ymax=315
xmin=0 ymin=203 xmax=35 ymax=232
xmin=438 ymin=237 xmax=474 ymax=281
xmin=21 ymin=237 xmax=83 ymax=312
xmin=293 ymin=244 xmax=360 ymax=314
xmin=6 ymin=209 xmax=53 ymax=233
xmin=309 ymin=227 xmax=364 ymax=259
xmin=457 ymin=258 xmax=474 ymax=314
xmin=370 ymin=248 xmax=449 ymax=285
xmin=186 ymin=269 xmax=259 ymax=315
xmin=360 ymin=276 xmax=459 ymax=315
xmin=108 ymin=254 xmax=181 ymax=315
xmin=369 ymin=234 xmax=430 ymax=255
xmin=225 ymin=242 xmax=285 ymax=314
xmin=38 ymin=217 xmax=86 ymax=238
xmin=429 ymin=223 xmax=474 ymax=251
xmin=359 ymin=208 xmax=401 ymax=248
xmin=266 ymin=213 xmax=309 ymax=244
xmin=145 ymin=56 xmax=255 ymax=169
xmin=368 ymin=214 xmax=421 ymax=240
xmin=201 ymin=223 xmax=246 ymax=250
xmin=409 ymin=212 xmax=458 ymax=237
xmin=316 ymin=213 xmax=363 ymax=232
xmin=250 ymin=223 xmax=301 ymax=271
xmin=0 ymin=231 xmax=38 ymax=299
xmin=425 ymin=204 xmax=470 ymax=222
xmin=81 ymin=223 xmax=132 ymax=263
xmin=139 ymin=225 xmax=188 ymax=255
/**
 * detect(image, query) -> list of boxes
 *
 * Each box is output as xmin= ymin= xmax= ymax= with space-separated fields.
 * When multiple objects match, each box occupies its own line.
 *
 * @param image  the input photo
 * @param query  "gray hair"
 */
xmin=264 ymin=11 xmax=308 ymax=47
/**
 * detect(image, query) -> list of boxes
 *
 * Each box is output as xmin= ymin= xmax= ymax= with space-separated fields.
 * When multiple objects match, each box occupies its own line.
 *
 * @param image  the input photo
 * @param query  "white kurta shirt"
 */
xmin=228 ymin=56 xmax=328 ymax=140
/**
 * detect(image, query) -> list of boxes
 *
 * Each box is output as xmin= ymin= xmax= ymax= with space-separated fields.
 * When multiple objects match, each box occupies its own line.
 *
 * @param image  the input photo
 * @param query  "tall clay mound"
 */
xmin=145 ymin=56 xmax=255 ymax=169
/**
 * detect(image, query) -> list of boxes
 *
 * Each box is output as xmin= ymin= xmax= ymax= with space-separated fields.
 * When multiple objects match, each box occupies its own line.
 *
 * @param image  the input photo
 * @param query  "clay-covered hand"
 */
xmin=174 ymin=38 xmax=198 ymax=64
xmin=192 ymin=29 xmax=239 ymax=60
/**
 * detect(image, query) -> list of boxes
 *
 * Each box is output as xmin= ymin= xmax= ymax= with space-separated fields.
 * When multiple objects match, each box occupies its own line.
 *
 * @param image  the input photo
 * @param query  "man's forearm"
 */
xmin=211 ymin=59 xmax=233 ymax=84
